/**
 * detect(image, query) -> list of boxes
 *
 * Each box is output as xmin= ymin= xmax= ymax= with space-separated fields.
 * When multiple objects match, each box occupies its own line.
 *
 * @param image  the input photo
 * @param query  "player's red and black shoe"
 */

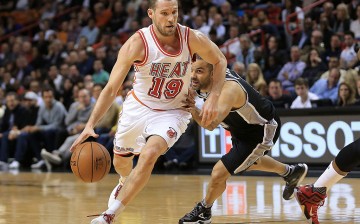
xmin=295 ymin=184 xmax=327 ymax=224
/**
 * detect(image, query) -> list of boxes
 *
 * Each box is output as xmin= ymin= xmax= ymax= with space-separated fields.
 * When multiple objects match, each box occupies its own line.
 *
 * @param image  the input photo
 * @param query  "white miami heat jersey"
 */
xmin=132 ymin=24 xmax=192 ymax=110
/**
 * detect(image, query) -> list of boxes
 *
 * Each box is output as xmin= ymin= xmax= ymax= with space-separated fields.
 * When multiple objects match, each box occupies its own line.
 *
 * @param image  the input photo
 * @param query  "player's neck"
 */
xmin=152 ymin=25 xmax=179 ymax=45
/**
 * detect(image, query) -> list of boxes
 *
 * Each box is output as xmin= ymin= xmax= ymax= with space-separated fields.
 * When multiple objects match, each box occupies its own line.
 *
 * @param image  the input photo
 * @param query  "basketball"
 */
xmin=70 ymin=142 xmax=111 ymax=183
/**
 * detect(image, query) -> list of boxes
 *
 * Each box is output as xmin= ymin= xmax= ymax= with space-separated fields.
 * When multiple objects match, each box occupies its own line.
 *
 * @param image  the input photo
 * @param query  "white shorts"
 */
xmin=113 ymin=93 xmax=191 ymax=156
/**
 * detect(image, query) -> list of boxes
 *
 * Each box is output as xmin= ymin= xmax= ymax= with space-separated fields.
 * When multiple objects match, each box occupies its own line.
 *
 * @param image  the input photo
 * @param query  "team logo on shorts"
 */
xmin=167 ymin=127 xmax=177 ymax=139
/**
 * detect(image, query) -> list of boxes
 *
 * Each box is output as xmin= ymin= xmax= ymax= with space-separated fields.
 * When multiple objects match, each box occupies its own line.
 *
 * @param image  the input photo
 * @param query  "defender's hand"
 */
xmin=200 ymin=93 xmax=219 ymax=127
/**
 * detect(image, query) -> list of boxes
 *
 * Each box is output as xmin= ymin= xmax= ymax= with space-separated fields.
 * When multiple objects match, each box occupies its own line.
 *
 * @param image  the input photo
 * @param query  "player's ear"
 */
xmin=147 ymin=9 xmax=154 ymax=19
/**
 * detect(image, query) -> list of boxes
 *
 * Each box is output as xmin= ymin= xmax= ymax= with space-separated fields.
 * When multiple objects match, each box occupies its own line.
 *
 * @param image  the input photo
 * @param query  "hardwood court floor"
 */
xmin=1 ymin=171 xmax=360 ymax=224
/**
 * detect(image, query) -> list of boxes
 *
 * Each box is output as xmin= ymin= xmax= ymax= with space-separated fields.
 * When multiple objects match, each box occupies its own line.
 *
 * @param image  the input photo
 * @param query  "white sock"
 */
xmin=314 ymin=161 xmax=346 ymax=191
xmin=280 ymin=164 xmax=291 ymax=177
xmin=201 ymin=199 xmax=212 ymax=208
xmin=106 ymin=199 xmax=125 ymax=215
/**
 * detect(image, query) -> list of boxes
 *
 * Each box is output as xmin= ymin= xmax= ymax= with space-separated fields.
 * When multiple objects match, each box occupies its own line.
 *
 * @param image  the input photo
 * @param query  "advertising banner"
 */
xmin=198 ymin=114 xmax=360 ymax=164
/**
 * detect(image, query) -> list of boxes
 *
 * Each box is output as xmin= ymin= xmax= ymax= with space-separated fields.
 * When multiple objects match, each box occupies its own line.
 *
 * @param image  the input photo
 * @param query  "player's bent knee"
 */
xmin=113 ymin=154 xmax=133 ymax=169
xmin=138 ymin=149 xmax=161 ymax=167
xmin=335 ymin=138 xmax=360 ymax=172
xmin=211 ymin=161 xmax=230 ymax=182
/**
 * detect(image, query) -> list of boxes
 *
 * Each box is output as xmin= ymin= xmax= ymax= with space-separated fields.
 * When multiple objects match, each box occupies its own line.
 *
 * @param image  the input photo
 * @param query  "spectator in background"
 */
xmin=58 ymin=88 xmax=93 ymax=148
xmin=107 ymin=1 xmax=127 ymax=33
xmin=301 ymin=48 xmax=327 ymax=87
xmin=95 ymin=47 xmax=113 ymax=73
xmin=310 ymin=68 xmax=340 ymax=104
xmin=92 ymin=60 xmax=109 ymax=85
xmin=231 ymin=61 xmax=246 ymax=79
xmin=0 ymin=92 xmax=26 ymax=168
xmin=318 ymin=14 xmax=334 ymax=51
xmin=277 ymin=46 xmax=306 ymax=94
xmin=3 ymin=91 xmax=38 ymax=169
xmin=282 ymin=0 xmax=304 ymax=49
xmin=340 ymin=31 xmax=358 ymax=69
xmin=264 ymin=36 xmax=286 ymax=66
xmin=220 ymin=25 xmax=240 ymax=65
xmin=236 ymin=34 xmax=255 ymax=68
xmin=45 ymin=65 xmax=63 ymax=95
xmin=300 ymin=30 xmax=325 ymax=62
xmin=77 ymin=18 xmax=99 ymax=45
xmin=246 ymin=63 xmax=267 ymax=96
xmin=211 ymin=14 xmax=226 ymax=42
xmin=321 ymin=1 xmax=335 ymax=29
xmin=267 ymin=79 xmax=294 ymax=109
xmin=323 ymin=34 xmax=342 ymax=63
xmin=94 ymin=2 xmax=112 ymax=29
xmin=320 ymin=56 xmax=358 ymax=92
xmin=77 ymin=50 xmax=94 ymax=76
xmin=350 ymin=4 xmax=360 ymax=40
xmin=263 ymin=55 xmax=282 ymax=83
xmin=9 ymin=88 xmax=67 ymax=169
xmin=59 ymin=78 xmax=74 ymax=110
xmin=333 ymin=3 xmax=351 ymax=35
xmin=290 ymin=78 xmax=319 ymax=109
xmin=337 ymin=82 xmax=357 ymax=107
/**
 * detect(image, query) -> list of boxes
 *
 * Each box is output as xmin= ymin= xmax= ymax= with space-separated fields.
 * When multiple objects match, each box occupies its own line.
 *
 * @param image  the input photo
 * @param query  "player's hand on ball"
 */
xmin=70 ymin=126 xmax=99 ymax=152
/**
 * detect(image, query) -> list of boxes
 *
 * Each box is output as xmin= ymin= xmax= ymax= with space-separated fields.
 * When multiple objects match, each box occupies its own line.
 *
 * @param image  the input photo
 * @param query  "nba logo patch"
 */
xmin=167 ymin=127 xmax=177 ymax=139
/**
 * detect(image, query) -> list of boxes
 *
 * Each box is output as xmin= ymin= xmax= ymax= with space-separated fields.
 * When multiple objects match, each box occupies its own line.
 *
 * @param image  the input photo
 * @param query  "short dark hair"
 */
xmin=294 ymin=77 xmax=309 ymax=88
xmin=344 ymin=31 xmax=355 ymax=39
xmin=149 ymin=0 xmax=178 ymax=10
xmin=41 ymin=86 xmax=54 ymax=95
xmin=193 ymin=54 xmax=213 ymax=73
xmin=269 ymin=78 xmax=282 ymax=87
xmin=6 ymin=91 xmax=18 ymax=100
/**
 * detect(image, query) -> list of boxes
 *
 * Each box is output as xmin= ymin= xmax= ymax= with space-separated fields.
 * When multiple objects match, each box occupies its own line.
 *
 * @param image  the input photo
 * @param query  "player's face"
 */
xmin=148 ymin=0 xmax=178 ymax=36
xmin=191 ymin=60 xmax=212 ymax=91
xmin=295 ymin=84 xmax=307 ymax=98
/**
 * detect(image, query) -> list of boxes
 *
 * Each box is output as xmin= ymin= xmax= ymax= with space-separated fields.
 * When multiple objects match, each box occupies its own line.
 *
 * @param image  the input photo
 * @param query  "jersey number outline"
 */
xmin=148 ymin=77 xmax=184 ymax=99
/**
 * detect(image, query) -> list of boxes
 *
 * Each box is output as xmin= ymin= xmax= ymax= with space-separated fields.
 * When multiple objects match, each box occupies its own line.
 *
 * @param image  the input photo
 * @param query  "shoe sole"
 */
xmin=287 ymin=164 xmax=309 ymax=200
xmin=294 ymin=188 xmax=312 ymax=224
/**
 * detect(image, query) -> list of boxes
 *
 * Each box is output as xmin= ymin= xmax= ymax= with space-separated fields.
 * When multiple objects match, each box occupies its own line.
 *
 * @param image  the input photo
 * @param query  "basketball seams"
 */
xmin=99 ymin=144 xmax=108 ymax=180
xmin=90 ymin=142 xmax=94 ymax=183
xmin=76 ymin=143 xmax=87 ymax=182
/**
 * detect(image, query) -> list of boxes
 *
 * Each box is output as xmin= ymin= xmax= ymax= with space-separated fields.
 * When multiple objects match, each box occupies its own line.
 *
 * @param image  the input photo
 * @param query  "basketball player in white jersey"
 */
xmin=69 ymin=0 xmax=227 ymax=223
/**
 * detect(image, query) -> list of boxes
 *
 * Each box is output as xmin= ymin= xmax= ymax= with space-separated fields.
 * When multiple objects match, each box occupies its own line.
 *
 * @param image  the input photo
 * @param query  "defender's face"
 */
xmin=191 ymin=60 xmax=212 ymax=91
xmin=148 ymin=0 xmax=178 ymax=36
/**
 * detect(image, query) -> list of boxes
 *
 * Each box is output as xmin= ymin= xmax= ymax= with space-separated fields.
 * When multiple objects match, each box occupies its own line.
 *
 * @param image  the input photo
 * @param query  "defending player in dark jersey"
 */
xmin=179 ymin=56 xmax=308 ymax=224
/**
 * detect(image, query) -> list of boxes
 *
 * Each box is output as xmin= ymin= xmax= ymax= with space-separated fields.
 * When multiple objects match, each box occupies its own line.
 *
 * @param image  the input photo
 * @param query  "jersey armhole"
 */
xmin=185 ymin=27 xmax=193 ymax=60
xmin=134 ymin=30 xmax=148 ymax=66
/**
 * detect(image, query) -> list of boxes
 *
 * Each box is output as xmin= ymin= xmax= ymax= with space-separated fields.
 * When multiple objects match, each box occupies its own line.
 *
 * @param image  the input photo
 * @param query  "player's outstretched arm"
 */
xmin=204 ymin=81 xmax=244 ymax=130
xmin=183 ymin=82 xmax=244 ymax=131
xmin=70 ymin=33 xmax=145 ymax=152
xmin=188 ymin=29 xmax=227 ymax=127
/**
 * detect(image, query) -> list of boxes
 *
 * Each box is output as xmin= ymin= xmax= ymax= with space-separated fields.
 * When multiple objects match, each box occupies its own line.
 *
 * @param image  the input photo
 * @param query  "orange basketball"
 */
xmin=70 ymin=142 xmax=111 ymax=183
